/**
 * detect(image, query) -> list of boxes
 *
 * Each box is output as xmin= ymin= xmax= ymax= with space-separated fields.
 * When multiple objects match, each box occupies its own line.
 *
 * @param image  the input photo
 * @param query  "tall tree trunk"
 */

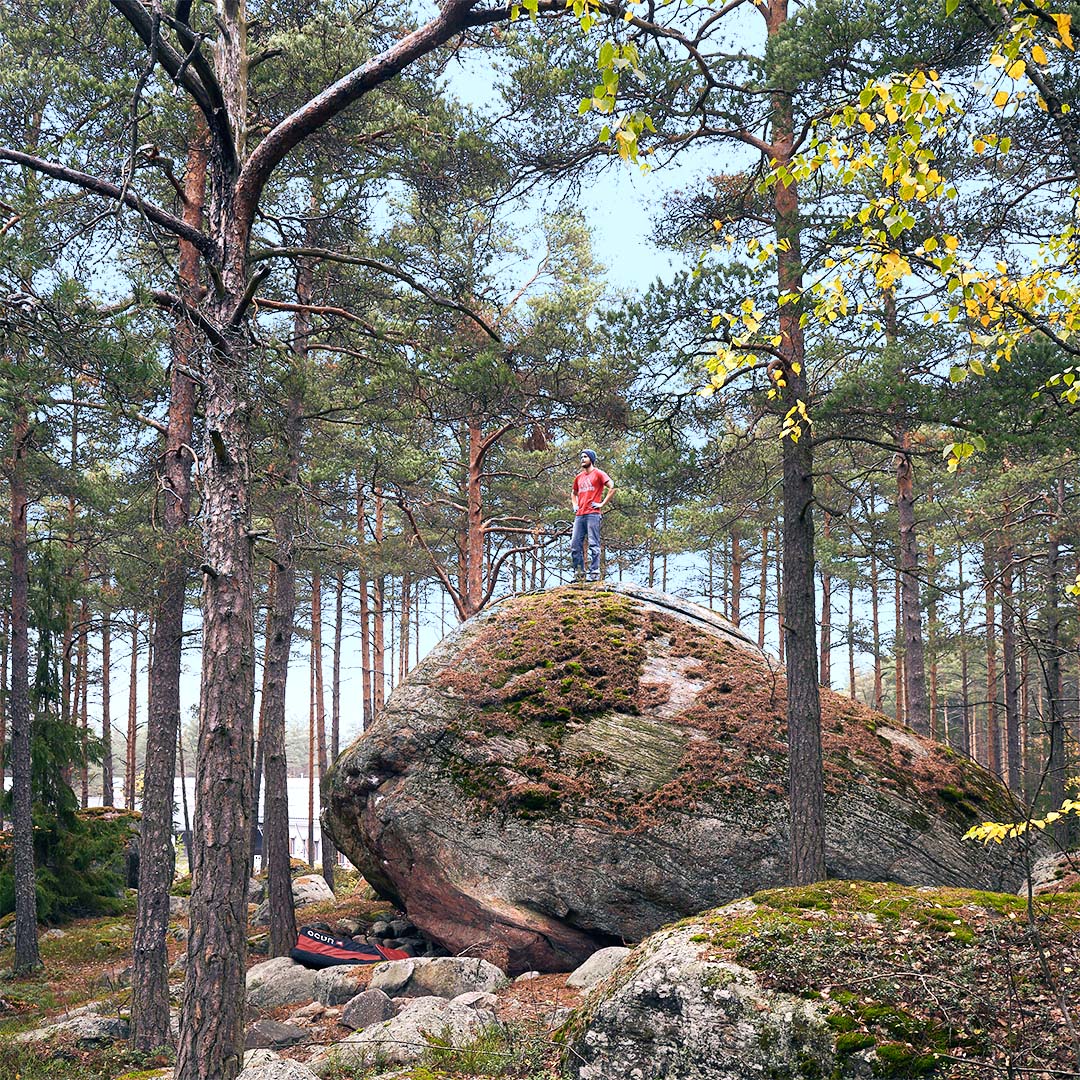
xmin=758 ymin=526 xmax=769 ymax=649
xmin=373 ymin=489 xmax=386 ymax=712
xmin=819 ymin=513 xmax=831 ymax=687
xmin=958 ymin=548 xmax=972 ymax=758
xmin=984 ymin=548 xmax=1001 ymax=777
xmin=251 ymin=571 xmax=275 ymax=874
xmin=870 ymin=539 xmax=883 ymax=711
xmin=398 ymin=572 xmax=411 ymax=681
xmin=126 ymin=619 xmax=139 ymax=808
xmin=999 ymin=531 xmax=1021 ymax=795
xmin=308 ymin=639 xmax=315 ymax=867
xmin=77 ymin=598 xmax=89 ymax=807
xmin=130 ymin=119 xmax=206 ymax=1051
xmin=356 ymin=478 xmax=373 ymax=730
xmin=848 ymin=576 xmax=856 ymax=700
xmin=765 ymin=7 xmax=824 ymax=882
xmin=332 ymin=570 xmax=342 ymax=760
xmin=101 ymin=601 xmax=113 ymax=805
xmin=312 ymin=569 xmax=334 ymax=889
xmin=896 ymin=439 xmax=929 ymax=735
xmin=894 ymin=571 xmax=904 ymax=726
xmin=1045 ymin=481 xmax=1067 ymax=844
xmin=9 ymin=399 xmax=40 ymax=973
xmin=0 ymin=607 xmax=8 ymax=831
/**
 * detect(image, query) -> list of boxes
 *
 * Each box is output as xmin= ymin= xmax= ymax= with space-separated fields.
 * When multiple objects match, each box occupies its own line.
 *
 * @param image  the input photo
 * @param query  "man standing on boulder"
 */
xmin=571 ymin=449 xmax=614 ymax=582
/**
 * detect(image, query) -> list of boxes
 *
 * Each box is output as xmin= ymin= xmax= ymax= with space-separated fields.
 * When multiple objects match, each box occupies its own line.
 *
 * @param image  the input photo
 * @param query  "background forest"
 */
xmin=0 ymin=0 xmax=1078 ymax=1075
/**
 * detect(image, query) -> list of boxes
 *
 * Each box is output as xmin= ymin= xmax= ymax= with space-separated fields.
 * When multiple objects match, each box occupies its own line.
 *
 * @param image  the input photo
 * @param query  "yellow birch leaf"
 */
xmin=1054 ymin=12 xmax=1073 ymax=49
xmin=993 ymin=90 xmax=1010 ymax=107
xmin=1006 ymin=58 xmax=1026 ymax=79
xmin=1031 ymin=43 xmax=1048 ymax=65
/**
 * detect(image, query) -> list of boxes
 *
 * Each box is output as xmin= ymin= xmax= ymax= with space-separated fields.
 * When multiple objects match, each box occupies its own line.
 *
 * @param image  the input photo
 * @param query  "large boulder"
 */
xmin=324 ymin=583 xmax=1032 ymax=974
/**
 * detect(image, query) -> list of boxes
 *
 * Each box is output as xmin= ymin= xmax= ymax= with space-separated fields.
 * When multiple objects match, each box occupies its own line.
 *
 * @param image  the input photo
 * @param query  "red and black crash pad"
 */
xmin=290 ymin=925 xmax=411 ymax=969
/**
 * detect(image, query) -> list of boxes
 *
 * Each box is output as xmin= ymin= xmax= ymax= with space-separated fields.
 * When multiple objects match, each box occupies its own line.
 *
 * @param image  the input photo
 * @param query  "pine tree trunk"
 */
xmin=77 ymin=598 xmax=89 ymax=808
xmin=766 ymin=19 xmax=824 ymax=881
xmin=332 ymin=570 xmax=342 ymax=761
xmin=9 ymin=400 xmax=40 ymax=973
xmin=0 ymin=607 xmax=8 ymax=831
xmin=251 ymin=571 xmax=275 ymax=874
xmin=312 ymin=569 xmax=334 ymax=889
xmin=262 ymin=353 xmax=303 ymax=951
xmin=896 ymin=441 xmax=929 ymax=735
xmin=131 ymin=121 xmax=206 ymax=1050
xmin=870 ymin=539 xmax=883 ymax=711
xmin=958 ymin=550 xmax=972 ymax=758
xmin=847 ymin=577 xmax=856 ymax=700
xmin=894 ymin=571 xmax=904 ymax=726
xmin=819 ymin=513 xmax=831 ymax=687
xmin=126 ymin=619 xmax=139 ymax=808
xmin=999 ymin=534 xmax=1021 ymax=795
xmin=357 ymin=478 xmax=373 ymax=730
xmin=101 ymin=602 xmax=113 ymax=805
xmin=758 ymin=526 xmax=769 ymax=649
xmin=373 ymin=489 xmax=385 ymax=712
xmin=985 ymin=549 xmax=1001 ymax=777
xmin=1045 ymin=483 xmax=1067 ymax=844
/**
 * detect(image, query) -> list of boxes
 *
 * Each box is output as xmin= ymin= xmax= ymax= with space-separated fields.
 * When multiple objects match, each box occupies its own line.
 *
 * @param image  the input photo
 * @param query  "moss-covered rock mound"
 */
xmin=324 ymin=584 xmax=1032 ymax=974
xmin=563 ymin=879 xmax=1080 ymax=1079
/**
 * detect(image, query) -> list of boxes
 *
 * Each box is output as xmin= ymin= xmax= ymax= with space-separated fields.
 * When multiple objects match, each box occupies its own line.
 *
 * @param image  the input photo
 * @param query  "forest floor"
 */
xmin=0 ymin=872 xmax=578 ymax=1079
xmin=1 ymin=870 xmax=1079 ymax=1080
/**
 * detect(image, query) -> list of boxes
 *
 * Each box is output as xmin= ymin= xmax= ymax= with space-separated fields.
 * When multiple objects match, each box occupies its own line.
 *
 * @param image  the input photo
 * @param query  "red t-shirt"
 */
xmin=573 ymin=468 xmax=611 ymax=515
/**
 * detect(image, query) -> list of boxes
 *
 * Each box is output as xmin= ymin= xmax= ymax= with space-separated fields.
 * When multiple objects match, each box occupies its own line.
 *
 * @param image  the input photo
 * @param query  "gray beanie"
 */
xmin=581 ymin=449 xmax=597 ymax=465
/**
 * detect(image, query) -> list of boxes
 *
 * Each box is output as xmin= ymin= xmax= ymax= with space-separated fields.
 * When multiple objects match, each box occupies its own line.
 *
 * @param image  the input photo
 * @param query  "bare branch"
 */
xmin=251 ymin=245 xmax=499 ymax=339
xmin=0 ymin=147 xmax=213 ymax=254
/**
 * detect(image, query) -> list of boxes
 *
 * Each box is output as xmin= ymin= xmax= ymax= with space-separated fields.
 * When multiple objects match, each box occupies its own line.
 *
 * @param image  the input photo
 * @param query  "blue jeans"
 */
xmin=571 ymin=513 xmax=602 ymax=578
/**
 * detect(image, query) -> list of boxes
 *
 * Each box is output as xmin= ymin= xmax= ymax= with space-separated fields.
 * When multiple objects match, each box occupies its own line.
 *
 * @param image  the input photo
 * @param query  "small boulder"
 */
xmin=246 ymin=957 xmax=316 ymax=1009
xmin=452 ymin=990 xmax=500 ymax=1012
xmin=340 ymin=988 xmax=395 ymax=1032
xmin=368 ymin=956 xmax=508 ymax=999
xmin=245 ymin=1019 xmax=309 ymax=1050
xmin=254 ymin=874 xmax=334 ymax=924
xmin=169 ymin=895 xmax=190 ymax=917
xmin=15 ymin=1013 xmax=130 ymax=1046
xmin=313 ymin=964 xmax=369 ymax=1006
xmin=293 ymin=874 xmax=334 ymax=907
xmin=248 ymin=878 xmax=265 ymax=905
xmin=566 ymin=946 xmax=631 ymax=990
xmin=308 ymin=996 xmax=492 ymax=1074
xmin=238 ymin=1049 xmax=320 ymax=1080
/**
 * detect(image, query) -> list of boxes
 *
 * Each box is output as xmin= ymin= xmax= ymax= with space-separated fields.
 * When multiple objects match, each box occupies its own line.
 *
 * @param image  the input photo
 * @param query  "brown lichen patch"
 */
xmin=435 ymin=590 xmax=1011 ymax=828
xmin=436 ymin=587 xmax=648 ymax=732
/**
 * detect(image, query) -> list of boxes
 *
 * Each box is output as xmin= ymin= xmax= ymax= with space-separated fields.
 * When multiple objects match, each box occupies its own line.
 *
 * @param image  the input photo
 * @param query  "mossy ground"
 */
xmin=433 ymin=585 xmax=1014 ymax=829
xmin=692 ymin=880 xmax=1080 ymax=1078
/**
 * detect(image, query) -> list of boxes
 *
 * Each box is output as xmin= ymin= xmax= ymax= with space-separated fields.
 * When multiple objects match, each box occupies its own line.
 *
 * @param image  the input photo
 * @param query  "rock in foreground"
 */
xmin=325 ymin=583 xmax=1031 ymax=973
xmin=564 ymin=880 xmax=1080 ymax=1080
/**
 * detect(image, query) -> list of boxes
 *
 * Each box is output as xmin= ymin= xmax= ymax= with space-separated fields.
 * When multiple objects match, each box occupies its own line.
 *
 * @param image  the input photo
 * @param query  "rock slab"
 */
xmin=307 ymin=996 xmax=492 ymax=1074
xmin=246 ymin=957 xmax=317 ymax=1009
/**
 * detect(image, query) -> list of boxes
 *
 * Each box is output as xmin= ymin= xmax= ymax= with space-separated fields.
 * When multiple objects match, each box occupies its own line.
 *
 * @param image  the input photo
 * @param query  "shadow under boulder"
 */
xmin=324 ymin=583 xmax=1033 ymax=974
